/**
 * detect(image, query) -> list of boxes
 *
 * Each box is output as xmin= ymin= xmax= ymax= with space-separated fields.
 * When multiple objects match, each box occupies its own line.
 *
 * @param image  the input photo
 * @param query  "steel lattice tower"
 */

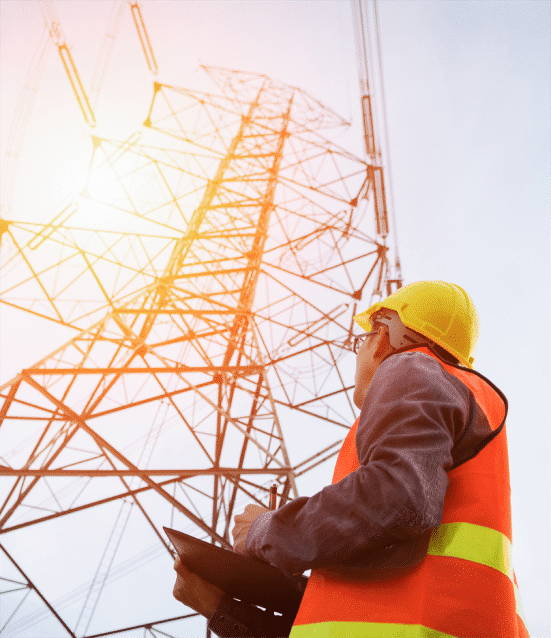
xmin=0 ymin=66 xmax=398 ymax=637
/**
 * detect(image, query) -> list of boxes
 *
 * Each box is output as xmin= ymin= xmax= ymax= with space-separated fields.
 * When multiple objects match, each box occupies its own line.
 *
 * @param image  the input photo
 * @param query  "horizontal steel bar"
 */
xmin=86 ymin=613 xmax=200 ymax=638
xmin=1 ymin=417 xmax=66 ymax=421
xmin=0 ymin=467 xmax=292 ymax=477
xmin=116 ymin=309 xmax=252 ymax=314
xmin=23 ymin=365 xmax=264 ymax=375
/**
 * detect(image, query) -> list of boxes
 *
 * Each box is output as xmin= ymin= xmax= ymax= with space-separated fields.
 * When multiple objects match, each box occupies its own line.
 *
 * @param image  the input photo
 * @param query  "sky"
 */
xmin=0 ymin=1 xmax=549 ymax=636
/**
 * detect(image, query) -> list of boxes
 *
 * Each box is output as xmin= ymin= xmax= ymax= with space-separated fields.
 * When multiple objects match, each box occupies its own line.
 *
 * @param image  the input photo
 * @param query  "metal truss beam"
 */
xmin=0 ymin=66 xmax=399 ymax=637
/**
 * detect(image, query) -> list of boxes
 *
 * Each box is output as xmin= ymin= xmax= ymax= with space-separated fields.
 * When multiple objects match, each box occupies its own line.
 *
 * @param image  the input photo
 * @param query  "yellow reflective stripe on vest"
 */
xmin=427 ymin=524 xmax=528 ymax=625
xmin=290 ymin=524 xmax=524 ymax=637
xmin=289 ymin=622 xmax=459 ymax=638
xmin=427 ymin=522 xmax=513 ymax=581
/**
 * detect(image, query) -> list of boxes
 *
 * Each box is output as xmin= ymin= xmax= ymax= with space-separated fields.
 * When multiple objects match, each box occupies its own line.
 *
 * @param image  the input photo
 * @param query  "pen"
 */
xmin=269 ymin=482 xmax=278 ymax=510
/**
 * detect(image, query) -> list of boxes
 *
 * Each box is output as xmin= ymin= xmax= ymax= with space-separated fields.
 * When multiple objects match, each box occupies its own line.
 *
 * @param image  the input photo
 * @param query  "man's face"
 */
xmin=353 ymin=328 xmax=382 ymax=409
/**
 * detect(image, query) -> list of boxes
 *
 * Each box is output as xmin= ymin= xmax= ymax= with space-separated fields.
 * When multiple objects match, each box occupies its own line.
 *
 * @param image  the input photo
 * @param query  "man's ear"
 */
xmin=373 ymin=326 xmax=392 ymax=358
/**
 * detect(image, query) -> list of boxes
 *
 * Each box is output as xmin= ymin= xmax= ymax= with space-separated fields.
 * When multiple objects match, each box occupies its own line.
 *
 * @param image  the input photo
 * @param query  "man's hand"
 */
xmin=173 ymin=556 xmax=224 ymax=619
xmin=231 ymin=504 xmax=269 ymax=556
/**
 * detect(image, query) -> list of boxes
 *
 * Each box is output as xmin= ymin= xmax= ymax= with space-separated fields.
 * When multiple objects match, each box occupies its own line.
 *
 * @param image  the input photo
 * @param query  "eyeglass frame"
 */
xmin=352 ymin=328 xmax=380 ymax=354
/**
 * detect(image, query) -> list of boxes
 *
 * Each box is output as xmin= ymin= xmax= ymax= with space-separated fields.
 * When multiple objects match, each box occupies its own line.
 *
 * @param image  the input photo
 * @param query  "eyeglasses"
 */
xmin=352 ymin=329 xmax=379 ymax=354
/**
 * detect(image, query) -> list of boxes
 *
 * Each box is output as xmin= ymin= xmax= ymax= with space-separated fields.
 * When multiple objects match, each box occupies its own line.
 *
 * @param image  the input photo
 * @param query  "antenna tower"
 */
xmin=0 ymin=5 xmax=401 ymax=638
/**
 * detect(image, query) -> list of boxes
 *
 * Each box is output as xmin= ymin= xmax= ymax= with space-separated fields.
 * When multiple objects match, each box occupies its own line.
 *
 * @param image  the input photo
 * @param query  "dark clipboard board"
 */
xmin=164 ymin=527 xmax=307 ymax=612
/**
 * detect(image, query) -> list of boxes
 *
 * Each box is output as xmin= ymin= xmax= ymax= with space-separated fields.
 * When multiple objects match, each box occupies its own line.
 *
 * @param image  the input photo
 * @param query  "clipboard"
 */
xmin=164 ymin=526 xmax=307 ymax=612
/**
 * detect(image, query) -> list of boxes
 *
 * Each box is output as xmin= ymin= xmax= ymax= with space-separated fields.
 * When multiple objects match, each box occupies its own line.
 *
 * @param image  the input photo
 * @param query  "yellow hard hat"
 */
xmin=354 ymin=280 xmax=479 ymax=368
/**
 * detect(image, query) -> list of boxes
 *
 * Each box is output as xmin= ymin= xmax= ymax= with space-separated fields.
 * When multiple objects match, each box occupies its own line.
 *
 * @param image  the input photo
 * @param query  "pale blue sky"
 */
xmin=1 ymin=1 xmax=549 ymax=635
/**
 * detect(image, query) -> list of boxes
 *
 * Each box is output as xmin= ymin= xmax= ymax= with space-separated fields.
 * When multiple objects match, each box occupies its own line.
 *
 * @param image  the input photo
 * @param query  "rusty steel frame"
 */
xmin=0 ymin=67 xmax=397 ymax=637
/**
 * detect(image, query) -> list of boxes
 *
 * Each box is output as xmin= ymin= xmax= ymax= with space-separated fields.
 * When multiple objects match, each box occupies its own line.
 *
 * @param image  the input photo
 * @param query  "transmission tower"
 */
xmin=0 ymin=9 xmax=401 ymax=637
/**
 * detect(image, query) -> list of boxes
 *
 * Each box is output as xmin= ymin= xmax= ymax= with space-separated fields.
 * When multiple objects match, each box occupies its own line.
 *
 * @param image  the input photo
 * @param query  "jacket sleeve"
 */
xmin=245 ymin=352 xmax=474 ymax=578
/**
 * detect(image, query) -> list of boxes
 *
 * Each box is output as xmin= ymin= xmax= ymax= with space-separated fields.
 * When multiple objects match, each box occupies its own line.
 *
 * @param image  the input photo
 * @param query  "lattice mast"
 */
xmin=0 ymin=63 xmax=396 ymax=636
xmin=352 ymin=0 xmax=402 ymax=293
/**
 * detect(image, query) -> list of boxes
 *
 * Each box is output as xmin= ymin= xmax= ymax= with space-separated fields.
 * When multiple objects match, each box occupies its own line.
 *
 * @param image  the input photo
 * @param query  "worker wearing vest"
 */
xmin=173 ymin=280 xmax=530 ymax=638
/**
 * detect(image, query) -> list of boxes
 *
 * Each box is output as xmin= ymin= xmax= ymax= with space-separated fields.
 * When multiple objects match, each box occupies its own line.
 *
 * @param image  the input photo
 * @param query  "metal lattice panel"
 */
xmin=0 ymin=67 xmax=394 ymax=637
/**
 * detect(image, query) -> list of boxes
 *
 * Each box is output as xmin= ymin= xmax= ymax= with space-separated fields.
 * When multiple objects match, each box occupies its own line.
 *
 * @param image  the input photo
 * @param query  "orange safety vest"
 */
xmin=290 ymin=347 xmax=530 ymax=638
